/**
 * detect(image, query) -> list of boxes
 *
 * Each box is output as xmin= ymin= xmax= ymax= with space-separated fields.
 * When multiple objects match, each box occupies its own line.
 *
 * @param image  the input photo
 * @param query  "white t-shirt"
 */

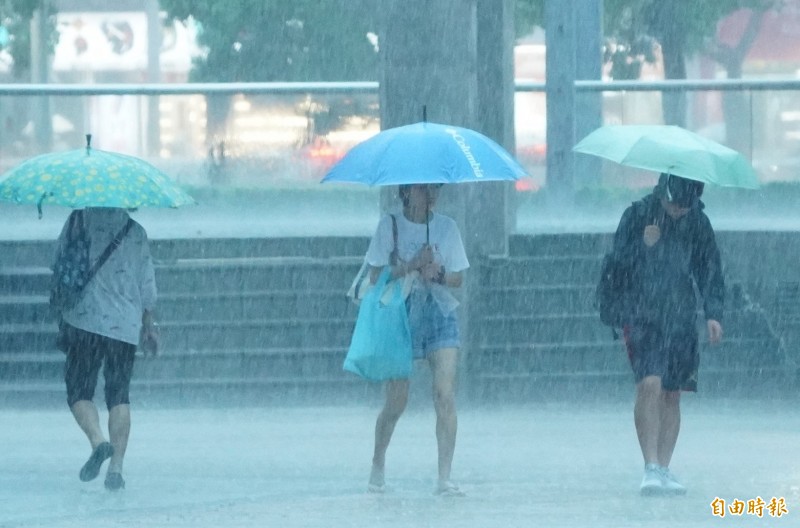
xmin=365 ymin=212 xmax=469 ymax=313
xmin=365 ymin=212 xmax=469 ymax=272
xmin=57 ymin=208 xmax=157 ymax=345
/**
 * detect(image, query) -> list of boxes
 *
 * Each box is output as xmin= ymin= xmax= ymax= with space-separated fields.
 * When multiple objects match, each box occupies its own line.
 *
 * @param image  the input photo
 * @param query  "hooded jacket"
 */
xmin=612 ymin=192 xmax=724 ymax=333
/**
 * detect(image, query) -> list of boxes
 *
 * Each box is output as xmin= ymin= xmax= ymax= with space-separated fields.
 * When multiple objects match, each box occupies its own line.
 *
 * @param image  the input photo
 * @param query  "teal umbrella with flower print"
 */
xmin=0 ymin=135 xmax=195 ymax=216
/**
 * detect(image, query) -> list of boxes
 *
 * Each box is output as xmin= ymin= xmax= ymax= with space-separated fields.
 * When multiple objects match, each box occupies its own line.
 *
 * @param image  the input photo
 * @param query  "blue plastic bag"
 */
xmin=343 ymin=268 xmax=412 ymax=381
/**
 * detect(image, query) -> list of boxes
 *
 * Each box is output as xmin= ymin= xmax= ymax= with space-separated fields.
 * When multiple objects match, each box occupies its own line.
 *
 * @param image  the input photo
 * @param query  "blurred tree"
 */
xmin=0 ymin=0 xmax=57 ymax=78
xmin=515 ymin=0 xmax=777 ymax=131
xmin=516 ymin=0 xmax=774 ymax=81
xmin=160 ymin=0 xmax=380 ymax=149
xmin=159 ymin=0 xmax=379 ymax=82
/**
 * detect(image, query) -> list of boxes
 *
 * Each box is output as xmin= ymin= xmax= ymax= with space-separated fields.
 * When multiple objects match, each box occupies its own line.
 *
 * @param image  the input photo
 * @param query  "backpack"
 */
xmin=596 ymin=201 xmax=646 ymax=332
xmin=50 ymin=211 xmax=91 ymax=314
xmin=596 ymin=250 xmax=631 ymax=329
xmin=50 ymin=212 xmax=134 ymax=315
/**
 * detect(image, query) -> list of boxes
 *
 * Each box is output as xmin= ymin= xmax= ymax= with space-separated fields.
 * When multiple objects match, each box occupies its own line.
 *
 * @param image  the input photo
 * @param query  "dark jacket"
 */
xmin=613 ymin=193 xmax=724 ymax=332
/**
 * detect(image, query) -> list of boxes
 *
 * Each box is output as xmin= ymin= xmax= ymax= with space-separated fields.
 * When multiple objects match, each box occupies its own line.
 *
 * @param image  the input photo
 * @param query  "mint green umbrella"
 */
xmin=0 ymin=135 xmax=196 ymax=216
xmin=573 ymin=125 xmax=760 ymax=189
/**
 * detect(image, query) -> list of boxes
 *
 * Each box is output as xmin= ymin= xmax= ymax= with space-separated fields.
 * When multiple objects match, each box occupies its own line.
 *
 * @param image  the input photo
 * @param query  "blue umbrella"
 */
xmin=321 ymin=121 xmax=527 ymax=186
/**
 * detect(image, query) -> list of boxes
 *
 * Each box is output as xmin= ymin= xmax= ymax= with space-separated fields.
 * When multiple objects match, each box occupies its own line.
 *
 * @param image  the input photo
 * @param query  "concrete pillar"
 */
xmin=146 ymin=0 xmax=162 ymax=157
xmin=381 ymin=0 xmax=520 ymax=400
xmin=379 ymin=0 xmax=477 ymax=241
xmin=30 ymin=8 xmax=52 ymax=152
xmin=380 ymin=0 xmax=515 ymax=256
xmin=545 ymin=0 xmax=603 ymax=201
xmin=574 ymin=0 xmax=603 ymax=187
xmin=475 ymin=0 xmax=515 ymax=256
xmin=545 ymin=1 xmax=576 ymax=206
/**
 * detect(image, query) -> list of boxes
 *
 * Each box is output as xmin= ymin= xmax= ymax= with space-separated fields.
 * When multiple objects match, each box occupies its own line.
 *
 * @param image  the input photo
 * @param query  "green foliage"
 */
xmin=159 ymin=0 xmax=379 ymax=82
xmin=514 ymin=0 xmax=777 ymax=80
xmin=514 ymin=0 xmax=543 ymax=38
xmin=0 ymin=0 xmax=57 ymax=78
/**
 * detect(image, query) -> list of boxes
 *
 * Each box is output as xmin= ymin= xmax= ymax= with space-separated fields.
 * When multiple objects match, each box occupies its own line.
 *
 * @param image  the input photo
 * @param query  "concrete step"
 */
xmin=475 ymin=313 xmax=622 ymax=344
xmin=155 ymin=257 xmax=361 ymax=295
xmin=134 ymin=347 xmax=348 ymax=380
xmin=0 ymin=290 xmax=358 ymax=325
xmin=0 ymin=376 xmax=382 ymax=408
xmin=0 ymin=267 xmax=51 ymax=295
xmin=471 ymin=337 xmax=782 ymax=378
xmin=0 ymin=237 xmax=371 ymax=268
xmin=478 ymin=285 xmax=596 ymax=316
xmin=475 ymin=309 xmax=780 ymax=346
xmin=158 ymin=318 xmax=356 ymax=351
xmin=0 ymin=317 xmax=358 ymax=354
xmin=468 ymin=367 xmax=790 ymax=402
xmin=509 ymin=233 xmax=610 ymax=258
xmin=0 ymin=346 xmax=351 ymax=382
xmin=0 ymin=294 xmax=50 ymax=323
xmin=0 ymin=258 xmax=362 ymax=298
xmin=480 ymin=256 xmax=601 ymax=288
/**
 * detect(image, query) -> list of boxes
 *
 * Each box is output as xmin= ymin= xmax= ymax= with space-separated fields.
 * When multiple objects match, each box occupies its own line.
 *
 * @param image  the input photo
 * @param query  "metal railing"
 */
xmin=1 ymin=78 xmax=799 ymax=189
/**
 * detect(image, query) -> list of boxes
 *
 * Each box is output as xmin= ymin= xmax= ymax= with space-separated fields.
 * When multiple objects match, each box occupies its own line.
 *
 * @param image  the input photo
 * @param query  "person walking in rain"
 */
xmin=54 ymin=207 xmax=158 ymax=491
xmin=612 ymin=173 xmax=724 ymax=495
xmin=365 ymin=183 xmax=469 ymax=496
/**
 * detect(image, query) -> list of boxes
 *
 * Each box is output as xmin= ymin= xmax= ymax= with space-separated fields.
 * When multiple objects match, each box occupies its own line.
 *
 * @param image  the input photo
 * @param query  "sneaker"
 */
xmin=79 ymin=442 xmax=114 ymax=482
xmin=640 ymin=463 xmax=663 ymax=496
xmin=368 ymin=465 xmax=385 ymax=493
xmin=435 ymin=480 xmax=465 ymax=497
xmin=659 ymin=466 xmax=687 ymax=495
xmin=104 ymin=472 xmax=125 ymax=491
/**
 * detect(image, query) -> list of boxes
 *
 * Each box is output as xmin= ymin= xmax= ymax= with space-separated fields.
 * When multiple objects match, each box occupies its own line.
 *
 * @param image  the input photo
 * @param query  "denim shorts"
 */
xmin=406 ymin=290 xmax=460 ymax=359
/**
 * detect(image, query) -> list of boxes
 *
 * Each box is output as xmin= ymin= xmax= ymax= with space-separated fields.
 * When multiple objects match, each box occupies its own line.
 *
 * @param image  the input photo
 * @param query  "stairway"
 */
xmin=0 ymin=238 xmax=378 ymax=407
xmin=468 ymin=234 xmax=788 ymax=402
xmin=0 ymin=234 xmax=790 ymax=407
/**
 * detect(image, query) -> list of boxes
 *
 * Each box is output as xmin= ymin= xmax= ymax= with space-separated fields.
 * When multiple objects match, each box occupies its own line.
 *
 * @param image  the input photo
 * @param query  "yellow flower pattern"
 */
xmin=0 ymin=147 xmax=194 ymax=209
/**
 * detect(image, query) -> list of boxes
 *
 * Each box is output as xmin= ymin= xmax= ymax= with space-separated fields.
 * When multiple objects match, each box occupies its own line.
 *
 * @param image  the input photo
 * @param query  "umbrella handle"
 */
xmin=37 ymin=192 xmax=50 ymax=219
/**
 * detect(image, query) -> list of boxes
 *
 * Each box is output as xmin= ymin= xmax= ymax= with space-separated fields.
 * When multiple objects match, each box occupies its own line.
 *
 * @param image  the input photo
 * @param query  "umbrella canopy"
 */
xmin=321 ymin=121 xmax=527 ymax=186
xmin=0 ymin=137 xmax=195 ymax=215
xmin=573 ymin=125 xmax=760 ymax=189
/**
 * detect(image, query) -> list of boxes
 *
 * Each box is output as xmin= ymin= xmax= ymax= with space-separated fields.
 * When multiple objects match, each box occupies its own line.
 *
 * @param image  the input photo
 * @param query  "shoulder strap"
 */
xmin=389 ymin=214 xmax=398 ymax=266
xmin=84 ymin=218 xmax=135 ymax=286
xmin=65 ymin=210 xmax=84 ymax=243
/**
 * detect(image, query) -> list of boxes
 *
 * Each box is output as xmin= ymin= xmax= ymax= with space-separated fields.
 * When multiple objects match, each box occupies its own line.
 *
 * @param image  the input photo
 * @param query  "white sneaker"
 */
xmin=640 ymin=464 xmax=663 ymax=496
xmin=435 ymin=480 xmax=465 ymax=497
xmin=368 ymin=465 xmax=385 ymax=493
xmin=659 ymin=467 xmax=687 ymax=495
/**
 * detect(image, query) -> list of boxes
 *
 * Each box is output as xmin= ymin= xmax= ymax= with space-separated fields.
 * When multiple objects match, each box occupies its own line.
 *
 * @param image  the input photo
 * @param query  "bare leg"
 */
xmin=657 ymin=391 xmax=681 ymax=468
xmin=430 ymin=347 xmax=458 ymax=482
xmin=372 ymin=380 xmax=410 ymax=474
xmin=107 ymin=404 xmax=130 ymax=474
xmin=70 ymin=400 xmax=106 ymax=449
xmin=634 ymin=376 xmax=662 ymax=465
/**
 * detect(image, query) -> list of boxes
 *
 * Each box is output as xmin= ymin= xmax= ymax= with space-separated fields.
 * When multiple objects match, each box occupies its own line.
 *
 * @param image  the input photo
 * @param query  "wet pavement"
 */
xmin=2 ymin=399 xmax=798 ymax=527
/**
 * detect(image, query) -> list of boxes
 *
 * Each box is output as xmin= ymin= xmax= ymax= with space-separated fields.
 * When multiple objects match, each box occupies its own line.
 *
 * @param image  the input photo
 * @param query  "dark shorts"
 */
xmin=63 ymin=323 xmax=136 ymax=409
xmin=406 ymin=290 xmax=460 ymax=360
xmin=623 ymin=324 xmax=699 ymax=392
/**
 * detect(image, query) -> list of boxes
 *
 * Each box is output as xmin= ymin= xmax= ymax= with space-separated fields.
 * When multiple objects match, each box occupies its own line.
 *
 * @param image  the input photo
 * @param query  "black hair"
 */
xmin=657 ymin=173 xmax=704 ymax=207
xmin=398 ymin=184 xmax=443 ymax=207
xmin=399 ymin=185 xmax=412 ymax=207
